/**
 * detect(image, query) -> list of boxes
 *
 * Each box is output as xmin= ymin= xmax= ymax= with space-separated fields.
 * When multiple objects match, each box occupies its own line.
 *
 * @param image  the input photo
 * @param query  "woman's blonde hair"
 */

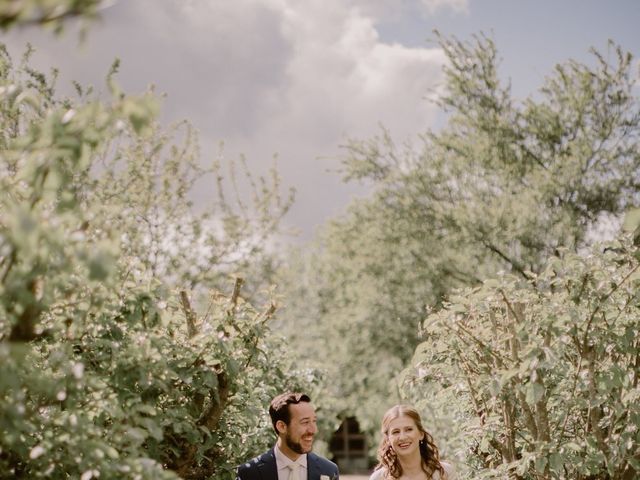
xmin=374 ymin=405 xmax=444 ymax=479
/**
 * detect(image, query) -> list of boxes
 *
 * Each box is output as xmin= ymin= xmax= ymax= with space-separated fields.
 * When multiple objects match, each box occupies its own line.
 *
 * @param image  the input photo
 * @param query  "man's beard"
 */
xmin=285 ymin=432 xmax=311 ymax=454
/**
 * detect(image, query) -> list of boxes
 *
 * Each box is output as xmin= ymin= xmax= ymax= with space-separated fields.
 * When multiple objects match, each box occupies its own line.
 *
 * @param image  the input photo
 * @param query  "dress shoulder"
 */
xmin=369 ymin=463 xmax=456 ymax=480
xmin=436 ymin=461 xmax=458 ymax=480
xmin=369 ymin=468 xmax=386 ymax=480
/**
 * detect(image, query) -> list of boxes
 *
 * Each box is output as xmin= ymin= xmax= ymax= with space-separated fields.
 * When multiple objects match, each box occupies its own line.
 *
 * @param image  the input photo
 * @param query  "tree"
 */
xmin=404 ymin=234 xmax=640 ymax=479
xmin=0 ymin=44 xmax=303 ymax=479
xmin=0 ymin=0 xmax=103 ymax=32
xmin=277 ymin=33 xmax=640 ymax=453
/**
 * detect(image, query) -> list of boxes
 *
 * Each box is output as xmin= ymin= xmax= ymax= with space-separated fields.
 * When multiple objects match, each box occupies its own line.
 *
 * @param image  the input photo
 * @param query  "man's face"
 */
xmin=280 ymin=401 xmax=318 ymax=456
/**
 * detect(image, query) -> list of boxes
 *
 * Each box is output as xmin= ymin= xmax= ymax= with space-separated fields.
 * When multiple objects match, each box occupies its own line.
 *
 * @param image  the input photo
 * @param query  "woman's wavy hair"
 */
xmin=374 ymin=405 xmax=444 ymax=479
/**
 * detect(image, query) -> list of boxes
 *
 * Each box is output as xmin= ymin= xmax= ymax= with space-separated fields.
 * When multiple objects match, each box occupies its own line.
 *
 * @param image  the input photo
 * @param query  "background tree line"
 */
xmin=277 ymin=33 xmax=640 ymax=479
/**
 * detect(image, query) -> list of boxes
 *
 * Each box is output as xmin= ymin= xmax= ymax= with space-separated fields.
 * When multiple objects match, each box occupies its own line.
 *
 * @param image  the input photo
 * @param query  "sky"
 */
xmin=2 ymin=0 xmax=639 ymax=243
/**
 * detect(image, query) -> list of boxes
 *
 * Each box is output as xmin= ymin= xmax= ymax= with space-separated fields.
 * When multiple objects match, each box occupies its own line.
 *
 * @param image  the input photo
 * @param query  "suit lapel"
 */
xmin=306 ymin=453 xmax=319 ymax=480
xmin=257 ymin=449 xmax=278 ymax=480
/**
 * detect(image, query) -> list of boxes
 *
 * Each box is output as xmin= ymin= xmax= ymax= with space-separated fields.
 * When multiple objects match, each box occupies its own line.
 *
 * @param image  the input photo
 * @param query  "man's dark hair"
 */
xmin=269 ymin=392 xmax=311 ymax=434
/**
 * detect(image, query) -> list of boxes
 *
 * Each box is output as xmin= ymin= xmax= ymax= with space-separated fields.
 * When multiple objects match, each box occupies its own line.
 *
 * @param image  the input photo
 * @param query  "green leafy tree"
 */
xmin=0 ymin=44 xmax=304 ymax=479
xmin=0 ymin=0 xmax=103 ymax=32
xmin=277 ymin=34 xmax=640 ymax=454
xmin=404 ymin=235 xmax=639 ymax=479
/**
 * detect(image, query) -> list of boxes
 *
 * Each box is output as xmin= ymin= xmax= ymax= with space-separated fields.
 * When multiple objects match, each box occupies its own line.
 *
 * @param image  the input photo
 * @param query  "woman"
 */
xmin=369 ymin=405 xmax=457 ymax=480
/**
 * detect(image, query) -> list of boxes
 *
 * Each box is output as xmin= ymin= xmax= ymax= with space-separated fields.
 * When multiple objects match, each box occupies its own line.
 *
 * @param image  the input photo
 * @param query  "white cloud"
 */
xmin=420 ymin=0 xmax=469 ymax=15
xmin=240 ymin=0 xmax=446 ymax=144
xmin=3 ymin=0 xmax=448 ymax=238
xmin=217 ymin=0 xmax=447 ymax=232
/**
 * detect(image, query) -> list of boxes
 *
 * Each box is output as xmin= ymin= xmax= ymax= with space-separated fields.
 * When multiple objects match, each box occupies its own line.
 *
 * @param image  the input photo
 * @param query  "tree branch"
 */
xmin=179 ymin=290 xmax=198 ymax=338
xmin=482 ymin=239 xmax=533 ymax=281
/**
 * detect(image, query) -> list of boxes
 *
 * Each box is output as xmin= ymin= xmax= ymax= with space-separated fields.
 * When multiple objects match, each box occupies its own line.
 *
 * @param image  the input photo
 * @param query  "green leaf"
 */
xmin=525 ymin=381 xmax=545 ymax=404
xmin=564 ymin=442 xmax=582 ymax=452
xmin=126 ymin=427 xmax=148 ymax=443
xmin=622 ymin=208 xmax=640 ymax=232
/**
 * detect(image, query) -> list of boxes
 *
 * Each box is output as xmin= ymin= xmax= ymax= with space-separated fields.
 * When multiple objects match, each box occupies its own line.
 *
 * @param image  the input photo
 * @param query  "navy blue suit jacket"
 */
xmin=236 ymin=448 xmax=339 ymax=480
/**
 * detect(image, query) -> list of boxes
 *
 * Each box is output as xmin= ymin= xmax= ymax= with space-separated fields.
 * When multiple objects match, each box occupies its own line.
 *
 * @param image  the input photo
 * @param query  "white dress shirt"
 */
xmin=274 ymin=444 xmax=308 ymax=480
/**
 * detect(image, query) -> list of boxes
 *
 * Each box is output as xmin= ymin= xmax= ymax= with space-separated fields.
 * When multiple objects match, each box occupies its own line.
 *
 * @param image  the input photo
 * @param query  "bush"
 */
xmin=0 ymin=46 xmax=305 ymax=479
xmin=404 ymin=237 xmax=640 ymax=479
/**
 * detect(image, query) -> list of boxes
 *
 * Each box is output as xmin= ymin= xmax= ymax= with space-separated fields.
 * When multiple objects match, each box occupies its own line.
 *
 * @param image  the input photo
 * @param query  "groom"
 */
xmin=236 ymin=392 xmax=339 ymax=480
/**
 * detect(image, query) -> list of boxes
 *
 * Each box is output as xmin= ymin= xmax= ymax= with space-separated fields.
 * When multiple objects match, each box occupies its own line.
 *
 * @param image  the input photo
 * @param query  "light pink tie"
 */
xmin=286 ymin=463 xmax=299 ymax=480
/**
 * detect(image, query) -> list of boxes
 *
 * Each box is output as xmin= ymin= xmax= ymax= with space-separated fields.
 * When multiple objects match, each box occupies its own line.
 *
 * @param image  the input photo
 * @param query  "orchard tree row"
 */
xmin=0 ymin=6 xmax=320 ymax=479
xmin=0 ymin=36 xmax=308 ymax=480
xmin=277 ymin=34 xmax=640 ymax=479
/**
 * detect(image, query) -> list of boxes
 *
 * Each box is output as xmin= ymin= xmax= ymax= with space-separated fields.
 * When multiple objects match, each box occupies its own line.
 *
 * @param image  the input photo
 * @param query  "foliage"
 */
xmin=277 ymin=33 xmax=640 ymax=459
xmin=0 ymin=44 xmax=305 ymax=479
xmin=404 ymin=235 xmax=640 ymax=479
xmin=340 ymin=33 xmax=639 ymax=283
xmin=0 ymin=0 xmax=103 ymax=32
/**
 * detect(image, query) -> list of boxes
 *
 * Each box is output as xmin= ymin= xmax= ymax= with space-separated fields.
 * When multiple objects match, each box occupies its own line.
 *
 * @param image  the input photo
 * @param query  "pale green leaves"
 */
xmin=0 ymin=0 xmax=103 ymax=33
xmin=406 ymin=240 xmax=640 ymax=478
xmin=0 ymin=41 xmax=297 ymax=479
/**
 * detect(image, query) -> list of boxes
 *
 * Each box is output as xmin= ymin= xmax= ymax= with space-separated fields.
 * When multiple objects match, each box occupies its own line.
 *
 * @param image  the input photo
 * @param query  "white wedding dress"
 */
xmin=368 ymin=461 xmax=458 ymax=480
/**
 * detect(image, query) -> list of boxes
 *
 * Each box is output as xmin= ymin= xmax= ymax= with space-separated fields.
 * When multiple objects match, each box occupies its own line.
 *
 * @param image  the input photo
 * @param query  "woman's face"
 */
xmin=386 ymin=414 xmax=424 ymax=458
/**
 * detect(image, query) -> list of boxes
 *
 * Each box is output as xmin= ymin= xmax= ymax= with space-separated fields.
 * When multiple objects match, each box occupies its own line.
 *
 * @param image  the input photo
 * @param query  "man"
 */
xmin=236 ymin=392 xmax=339 ymax=480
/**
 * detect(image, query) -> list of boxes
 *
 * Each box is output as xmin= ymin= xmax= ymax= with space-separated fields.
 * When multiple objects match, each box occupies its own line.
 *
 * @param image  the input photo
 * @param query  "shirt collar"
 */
xmin=274 ymin=443 xmax=308 ymax=471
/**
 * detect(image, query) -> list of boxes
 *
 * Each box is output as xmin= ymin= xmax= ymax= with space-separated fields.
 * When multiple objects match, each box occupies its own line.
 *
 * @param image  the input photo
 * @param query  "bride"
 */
xmin=369 ymin=405 xmax=457 ymax=480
